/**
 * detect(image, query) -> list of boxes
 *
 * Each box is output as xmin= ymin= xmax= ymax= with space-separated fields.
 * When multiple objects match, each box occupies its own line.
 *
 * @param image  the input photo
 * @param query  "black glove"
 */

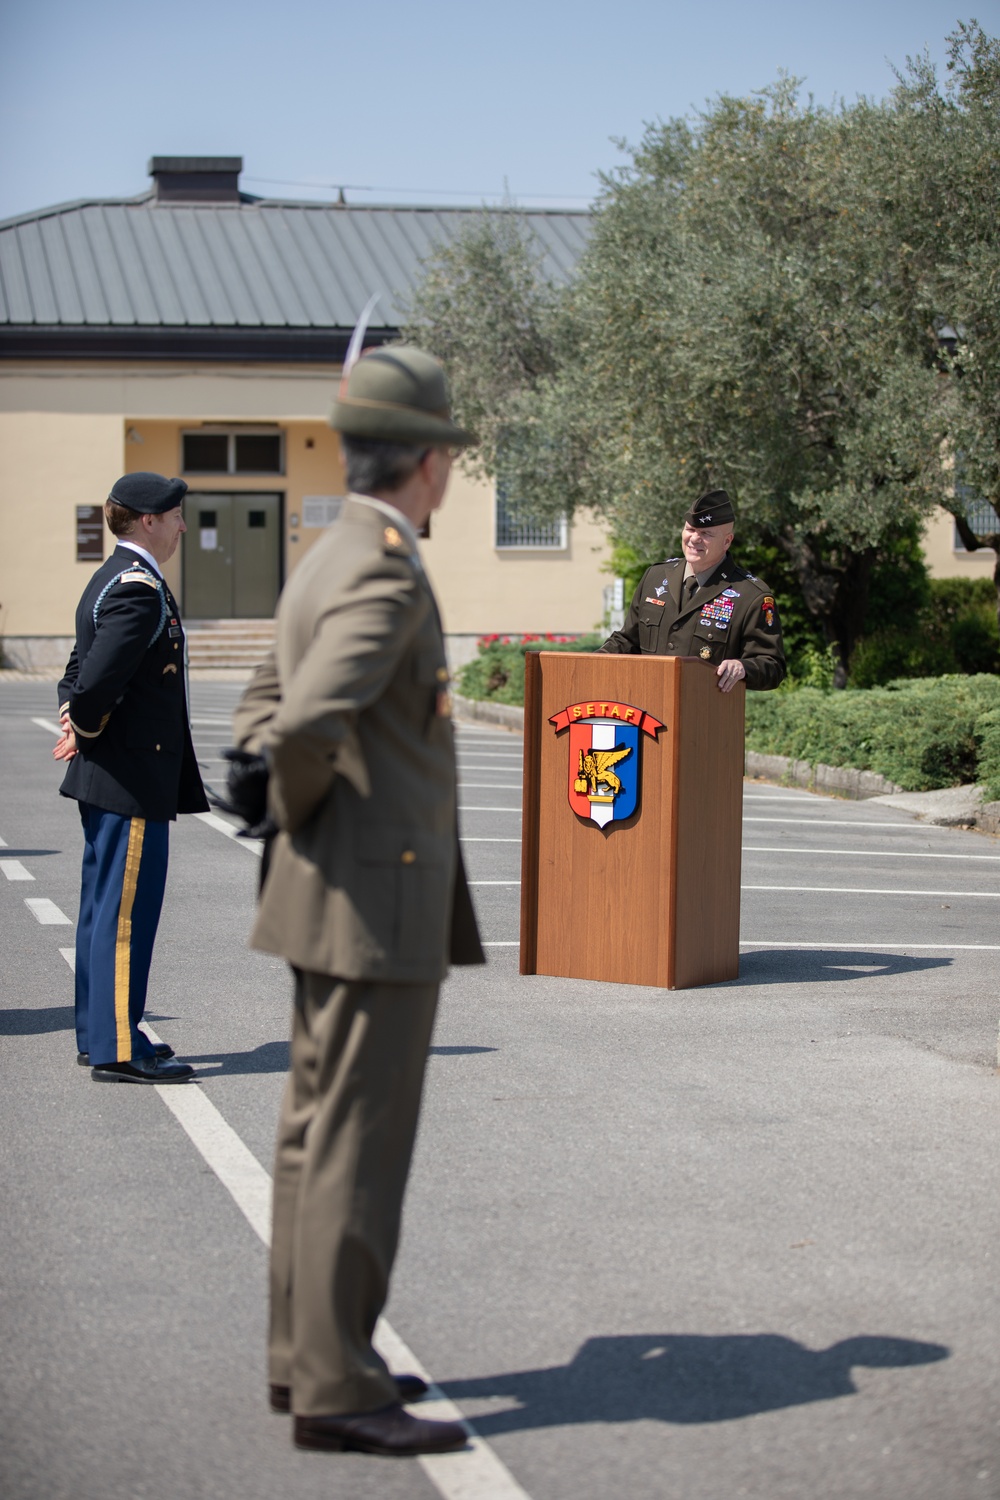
xmin=210 ymin=747 xmax=276 ymax=838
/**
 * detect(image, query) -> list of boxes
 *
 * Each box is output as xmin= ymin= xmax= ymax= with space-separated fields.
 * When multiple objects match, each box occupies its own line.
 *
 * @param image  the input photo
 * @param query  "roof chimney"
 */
xmin=148 ymin=156 xmax=243 ymax=203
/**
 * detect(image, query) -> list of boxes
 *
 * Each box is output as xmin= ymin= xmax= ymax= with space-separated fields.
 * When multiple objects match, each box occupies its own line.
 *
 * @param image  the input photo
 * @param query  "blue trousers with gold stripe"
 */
xmin=75 ymin=805 xmax=169 ymax=1065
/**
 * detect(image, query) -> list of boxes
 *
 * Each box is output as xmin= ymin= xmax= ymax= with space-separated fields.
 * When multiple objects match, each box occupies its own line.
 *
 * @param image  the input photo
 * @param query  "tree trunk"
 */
xmin=775 ymin=532 xmax=875 ymax=688
xmin=949 ymin=512 xmax=1000 ymax=636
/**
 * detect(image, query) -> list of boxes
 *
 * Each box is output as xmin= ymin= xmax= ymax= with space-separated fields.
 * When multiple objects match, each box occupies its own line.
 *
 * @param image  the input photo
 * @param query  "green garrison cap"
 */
xmin=329 ymin=345 xmax=474 ymax=446
xmin=684 ymin=488 xmax=736 ymax=529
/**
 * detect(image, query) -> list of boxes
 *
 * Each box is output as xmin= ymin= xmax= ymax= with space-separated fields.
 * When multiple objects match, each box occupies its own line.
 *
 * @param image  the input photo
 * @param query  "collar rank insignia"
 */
xmin=549 ymin=699 xmax=664 ymax=830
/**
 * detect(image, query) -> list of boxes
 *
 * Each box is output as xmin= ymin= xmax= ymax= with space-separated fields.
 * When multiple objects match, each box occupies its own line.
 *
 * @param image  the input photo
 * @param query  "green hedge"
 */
xmin=745 ymin=675 xmax=1000 ymax=797
xmin=458 ymin=634 xmax=1000 ymax=798
xmin=458 ymin=634 xmax=601 ymax=705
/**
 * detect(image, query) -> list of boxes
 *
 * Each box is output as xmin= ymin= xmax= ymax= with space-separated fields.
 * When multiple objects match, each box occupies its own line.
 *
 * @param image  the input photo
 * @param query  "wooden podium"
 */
xmin=520 ymin=653 xmax=745 ymax=990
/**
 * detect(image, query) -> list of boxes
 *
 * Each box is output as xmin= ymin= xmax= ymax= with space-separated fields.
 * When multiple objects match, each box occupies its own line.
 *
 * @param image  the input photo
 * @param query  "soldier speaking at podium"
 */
xmin=598 ymin=489 xmax=786 ymax=691
xmin=53 ymin=472 xmax=207 ymax=1083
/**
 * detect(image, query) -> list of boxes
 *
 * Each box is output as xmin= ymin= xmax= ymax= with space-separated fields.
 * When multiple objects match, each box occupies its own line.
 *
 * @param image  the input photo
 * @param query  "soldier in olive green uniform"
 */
xmin=232 ymin=347 xmax=483 ymax=1458
xmin=599 ymin=489 xmax=785 ymax=691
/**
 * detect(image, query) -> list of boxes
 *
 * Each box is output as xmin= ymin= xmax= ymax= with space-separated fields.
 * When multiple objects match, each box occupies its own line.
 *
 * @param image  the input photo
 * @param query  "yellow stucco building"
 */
xmin=0 ymin=157 xmax=609 ymax=668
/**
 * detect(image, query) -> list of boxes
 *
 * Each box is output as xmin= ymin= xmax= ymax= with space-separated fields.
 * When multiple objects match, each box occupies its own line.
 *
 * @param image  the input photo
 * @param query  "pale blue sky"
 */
xmin=0 ymin=1 xmax=993 ymax=222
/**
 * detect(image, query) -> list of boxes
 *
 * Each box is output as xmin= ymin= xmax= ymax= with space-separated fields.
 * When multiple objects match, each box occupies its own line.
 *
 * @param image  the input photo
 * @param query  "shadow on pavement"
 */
xmin=430 ymin=1045 xmax=498 ymax=1055
xmin=728 ymin=949 xmax=953 ymax=987
xmin=187 ymin=1041 xmax=289 ymax=1074
xmin=185 ymin=1041 xmax=499 ymax=1074
xmin=442 ymin=1332 xmax=949 ymax=1432
xmin=0 ymin=1005 xmax=74 ymax=1034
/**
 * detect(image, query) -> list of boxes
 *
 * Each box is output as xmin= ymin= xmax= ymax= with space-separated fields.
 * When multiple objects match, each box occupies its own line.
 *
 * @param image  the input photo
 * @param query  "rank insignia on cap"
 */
xmin=699 ymin=646 xmax=712 ymax=660
xmin=384 ymin=526 xmax=401 ymax=547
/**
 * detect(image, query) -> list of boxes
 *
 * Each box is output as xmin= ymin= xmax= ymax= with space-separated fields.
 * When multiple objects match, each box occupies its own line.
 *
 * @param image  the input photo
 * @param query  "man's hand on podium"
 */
xmin=716 ymin=660 xmax=746 ymax=693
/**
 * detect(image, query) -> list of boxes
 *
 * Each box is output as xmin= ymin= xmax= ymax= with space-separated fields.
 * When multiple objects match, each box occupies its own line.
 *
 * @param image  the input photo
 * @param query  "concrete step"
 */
xmin=185 ymin=619 xmax=276 ymax=669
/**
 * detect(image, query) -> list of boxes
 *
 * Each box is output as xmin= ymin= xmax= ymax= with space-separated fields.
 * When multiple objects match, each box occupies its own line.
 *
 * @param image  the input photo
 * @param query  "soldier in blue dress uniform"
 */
xmin=54 ymin=472 xmax=208 ymax=1083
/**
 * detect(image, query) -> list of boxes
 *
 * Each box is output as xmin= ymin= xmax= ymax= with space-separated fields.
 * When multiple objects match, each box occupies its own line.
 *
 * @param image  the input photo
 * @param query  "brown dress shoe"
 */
xmin=270 ymin=1373 xmax=428 ymax=1412
xmin=293 ymin=1402 xmax=467 ymax=1456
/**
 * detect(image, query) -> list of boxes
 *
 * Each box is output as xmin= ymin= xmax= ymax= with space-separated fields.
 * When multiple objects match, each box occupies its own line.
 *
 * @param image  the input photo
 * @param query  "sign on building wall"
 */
xmin=76 ymin=506 xmax=104 ymax=562
xmin=302 ymin=496 xmax=344 ymax=528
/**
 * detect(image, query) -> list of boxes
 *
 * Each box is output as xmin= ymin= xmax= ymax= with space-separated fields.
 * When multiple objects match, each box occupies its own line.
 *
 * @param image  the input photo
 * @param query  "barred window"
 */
xmin=954 ymin=489 xmax=997 ymax=550
xmin=494 ymin=483 xmax=567 ymax=550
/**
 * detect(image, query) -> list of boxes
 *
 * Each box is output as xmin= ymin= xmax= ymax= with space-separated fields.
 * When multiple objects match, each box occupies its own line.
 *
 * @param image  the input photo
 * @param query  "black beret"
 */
xmin=108 ymin=472 xmax=188 ymax=515
xmin=684 ymin=488 xmax=735 ymax=529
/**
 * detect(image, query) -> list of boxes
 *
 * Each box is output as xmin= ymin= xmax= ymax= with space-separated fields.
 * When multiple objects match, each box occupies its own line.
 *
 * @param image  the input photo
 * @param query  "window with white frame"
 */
xmin=494 ymin=482 xmax=567 ymax=550
xmin=182 ymin=427 xmax=284 ymax=475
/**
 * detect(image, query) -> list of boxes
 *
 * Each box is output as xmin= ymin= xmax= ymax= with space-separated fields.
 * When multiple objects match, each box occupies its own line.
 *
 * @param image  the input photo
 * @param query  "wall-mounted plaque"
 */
xmin=76 ymin=506 xmax=104 ymax=562
xmin=302 ymin=495 xmax=344 ymax=528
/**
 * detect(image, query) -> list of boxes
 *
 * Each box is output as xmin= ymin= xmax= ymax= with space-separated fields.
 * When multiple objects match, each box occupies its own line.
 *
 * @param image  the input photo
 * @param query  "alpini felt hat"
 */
xmin=329 ymin=345 xmax=474 ymax=447
xmin=684 ymin=488 xmax=736 ymax=529
xmin=109 ymin=472 xmax=188 ymax=514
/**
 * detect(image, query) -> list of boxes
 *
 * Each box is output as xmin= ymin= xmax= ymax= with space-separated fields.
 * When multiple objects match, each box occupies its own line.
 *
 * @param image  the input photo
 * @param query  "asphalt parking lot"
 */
xmin=2 ymin=678 xmax=998 ymax=1500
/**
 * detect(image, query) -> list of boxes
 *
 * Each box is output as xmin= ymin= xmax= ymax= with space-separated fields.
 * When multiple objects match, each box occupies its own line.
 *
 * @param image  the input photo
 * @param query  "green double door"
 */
xmin=183 ymin=492 xmax=282 ymax=618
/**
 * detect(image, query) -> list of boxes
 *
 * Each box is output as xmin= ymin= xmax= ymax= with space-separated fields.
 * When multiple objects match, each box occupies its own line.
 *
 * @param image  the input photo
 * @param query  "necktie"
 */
xmin=684 ymin=575 xmax=698 ymax=602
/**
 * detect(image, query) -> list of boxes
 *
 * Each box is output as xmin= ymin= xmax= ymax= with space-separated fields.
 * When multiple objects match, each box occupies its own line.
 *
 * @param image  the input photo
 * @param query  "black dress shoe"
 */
xmin=91 ymin=1056 xmax=194 ymax=1084
xmin=270 ymin=1373 xmax=427 ymax=1413
xmin=293 ymin=1402 xmax=466 ymax=1456
xmin=78 ymin=1043 xmax=174 ymax=1065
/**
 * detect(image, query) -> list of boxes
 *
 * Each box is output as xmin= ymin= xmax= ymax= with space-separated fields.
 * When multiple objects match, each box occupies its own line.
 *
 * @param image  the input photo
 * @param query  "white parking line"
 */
xmin=170 ymin=806 xmax=534 ymax=1497
xmin=743 ymin=884 xmax=1000 ymax=898
xmin=741 ymin=941 xmax=1000 ymax=951
xmin=194 ymin=811 xmax=264 ymax=857
xmin=152 ymin=1053 xmax=531 ymax=1499
xmin=30 ymin=717 xmax=62 ymax=735
xmin=744 ymin=817 xmax=946 ymax=829
xmin=25 ymin=898 xmax=71 ymax=924
xmin=1 ymin=860 xmax=34 ymax=880
xmin=0 ymin=835 xmax=7 ymax=847
xmin=742 ymin=845 xmax=1000 ymax=862
xmin=459 ymin=807 xmax=522 ymax=814
xmin=742 ymin=794 xmax=830 ymax=801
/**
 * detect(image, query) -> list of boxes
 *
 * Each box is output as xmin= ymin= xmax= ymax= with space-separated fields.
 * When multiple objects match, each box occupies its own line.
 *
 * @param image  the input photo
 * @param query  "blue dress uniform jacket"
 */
xmin=600 ymin=554 xmax=786 ymax=690
xmin=58 ymin=545 xmax=208 ymax=821
xmin=58 ymin=544 xmax=207 ymax=1067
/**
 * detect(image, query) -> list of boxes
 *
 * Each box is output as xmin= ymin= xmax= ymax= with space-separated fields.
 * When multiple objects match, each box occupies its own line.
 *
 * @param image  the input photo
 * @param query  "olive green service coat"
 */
xmin=600 ymin=555 xmax=786 ymax=690
xmin=232 ymin=494 xmax=484 ymax=981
